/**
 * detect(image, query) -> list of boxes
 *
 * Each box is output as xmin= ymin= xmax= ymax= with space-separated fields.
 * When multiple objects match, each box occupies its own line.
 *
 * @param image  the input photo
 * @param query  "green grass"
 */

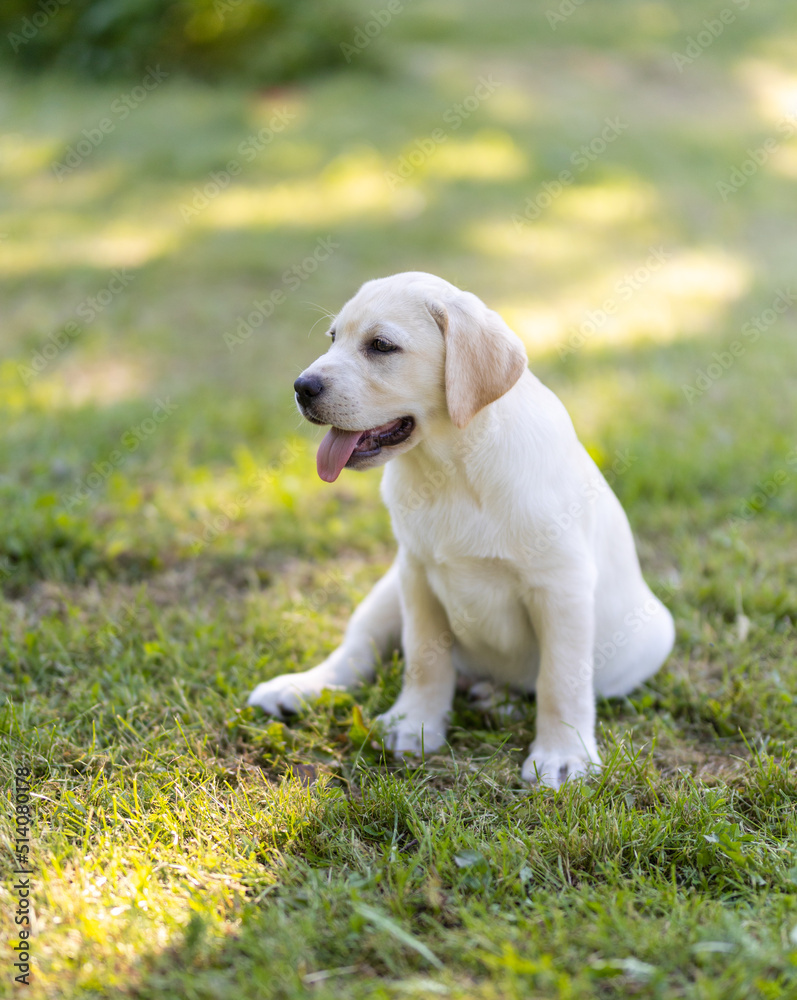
xmin=1 ymin=1 xmax=797 ymax=997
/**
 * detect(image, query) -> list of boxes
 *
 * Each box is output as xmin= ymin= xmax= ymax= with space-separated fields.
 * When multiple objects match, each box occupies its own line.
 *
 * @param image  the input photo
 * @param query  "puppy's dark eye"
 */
xmin=371 ymin=337 xmax=397 ymax=353
xmin=328 ymin=329 xmax=336 ymax=343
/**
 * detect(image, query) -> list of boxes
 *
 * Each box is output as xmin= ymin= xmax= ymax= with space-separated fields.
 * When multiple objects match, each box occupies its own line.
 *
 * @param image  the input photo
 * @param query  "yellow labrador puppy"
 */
xmin=248 ymin=272 xmax=675 ymax=788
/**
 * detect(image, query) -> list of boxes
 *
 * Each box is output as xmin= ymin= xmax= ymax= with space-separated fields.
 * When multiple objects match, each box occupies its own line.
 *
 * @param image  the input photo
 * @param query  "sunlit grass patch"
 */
xmin=2 ymin=1 xmax=797 ymax=996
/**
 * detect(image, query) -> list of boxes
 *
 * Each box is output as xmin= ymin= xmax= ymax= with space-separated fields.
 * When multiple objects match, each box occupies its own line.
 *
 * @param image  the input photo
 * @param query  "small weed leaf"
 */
xmin=351 ymin=902 xmax=443 ymax=969
xmin=590 ymin=956 xmax=658 ymax=980
xmin=453 ymin=848 xmax=488 ymax=869
xmin=348 ymin=703 xmax=370 ymax=747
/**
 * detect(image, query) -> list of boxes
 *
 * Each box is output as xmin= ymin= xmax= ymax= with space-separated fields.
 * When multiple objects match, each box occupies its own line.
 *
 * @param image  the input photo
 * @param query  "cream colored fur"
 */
xmin=248 ymin=272 xmax=675 ymax=789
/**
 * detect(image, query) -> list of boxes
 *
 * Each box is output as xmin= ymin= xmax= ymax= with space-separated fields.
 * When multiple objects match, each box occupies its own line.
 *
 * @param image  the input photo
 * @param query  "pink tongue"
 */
xmin=317 ymin=427 xmax=363 ymax=482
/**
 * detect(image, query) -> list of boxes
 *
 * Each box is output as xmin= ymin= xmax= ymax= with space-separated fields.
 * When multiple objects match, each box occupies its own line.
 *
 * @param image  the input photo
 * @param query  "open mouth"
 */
xmin=317 ymin=416 xmax=415 ymax=482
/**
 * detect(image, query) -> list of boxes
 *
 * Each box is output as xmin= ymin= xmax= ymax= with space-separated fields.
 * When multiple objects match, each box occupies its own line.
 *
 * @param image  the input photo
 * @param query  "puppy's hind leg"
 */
xmin=593 ymin=593 xmax=675 ymax=698
xmin=247 ymin=561 xmax=402 ymax=716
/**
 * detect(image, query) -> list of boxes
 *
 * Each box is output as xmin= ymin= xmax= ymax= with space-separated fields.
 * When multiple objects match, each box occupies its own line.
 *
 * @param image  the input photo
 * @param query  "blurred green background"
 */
xmin=1 ymin=0 xmax=796 ymax=590
xmin=1 ymin=2 xmax=797 ymax=998
xmin=1 ymin=0 xmax=365 ymax=81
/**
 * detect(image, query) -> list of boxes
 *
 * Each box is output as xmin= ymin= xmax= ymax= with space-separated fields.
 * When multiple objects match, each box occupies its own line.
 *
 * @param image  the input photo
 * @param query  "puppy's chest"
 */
xmin=386 ymin=468 xmax=534 ymax=660
xmin=388 ymin=484 xmax=506 ymax=563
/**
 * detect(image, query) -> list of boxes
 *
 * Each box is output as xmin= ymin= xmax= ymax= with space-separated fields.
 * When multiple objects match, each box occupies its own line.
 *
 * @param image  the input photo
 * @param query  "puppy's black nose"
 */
xmin=294 ymin=374 xmax=324 ymax=406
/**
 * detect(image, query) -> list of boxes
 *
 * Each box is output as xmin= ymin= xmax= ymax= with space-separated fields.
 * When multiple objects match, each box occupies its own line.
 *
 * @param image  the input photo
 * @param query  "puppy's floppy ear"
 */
xmin=427 ymin=292 xmax=528 ymax=429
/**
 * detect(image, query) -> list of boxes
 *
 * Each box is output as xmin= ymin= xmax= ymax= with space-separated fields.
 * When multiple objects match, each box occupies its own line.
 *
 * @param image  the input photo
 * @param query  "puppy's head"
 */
xmin=295 ymin=272 xmax=527 ymax=482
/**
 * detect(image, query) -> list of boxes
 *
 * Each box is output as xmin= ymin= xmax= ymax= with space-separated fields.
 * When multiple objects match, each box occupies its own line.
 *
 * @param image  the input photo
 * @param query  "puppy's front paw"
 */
xmin=247 ymin=671 xmax=339 ymax=717
xmin=375 ymin=701 xmax=448 ymax=757
xmin=521 ymin=744 xmax=601 ymax=790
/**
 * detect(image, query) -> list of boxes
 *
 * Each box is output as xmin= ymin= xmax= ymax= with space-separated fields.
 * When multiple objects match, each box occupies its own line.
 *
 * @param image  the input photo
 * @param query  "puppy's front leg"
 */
xmin=247 ymin=562 xmax=401 ymax=716
xmin=376 ymin=553 xmax=455 ymax=756
xmin=522 ymin=584 xmax=600 ymax=789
